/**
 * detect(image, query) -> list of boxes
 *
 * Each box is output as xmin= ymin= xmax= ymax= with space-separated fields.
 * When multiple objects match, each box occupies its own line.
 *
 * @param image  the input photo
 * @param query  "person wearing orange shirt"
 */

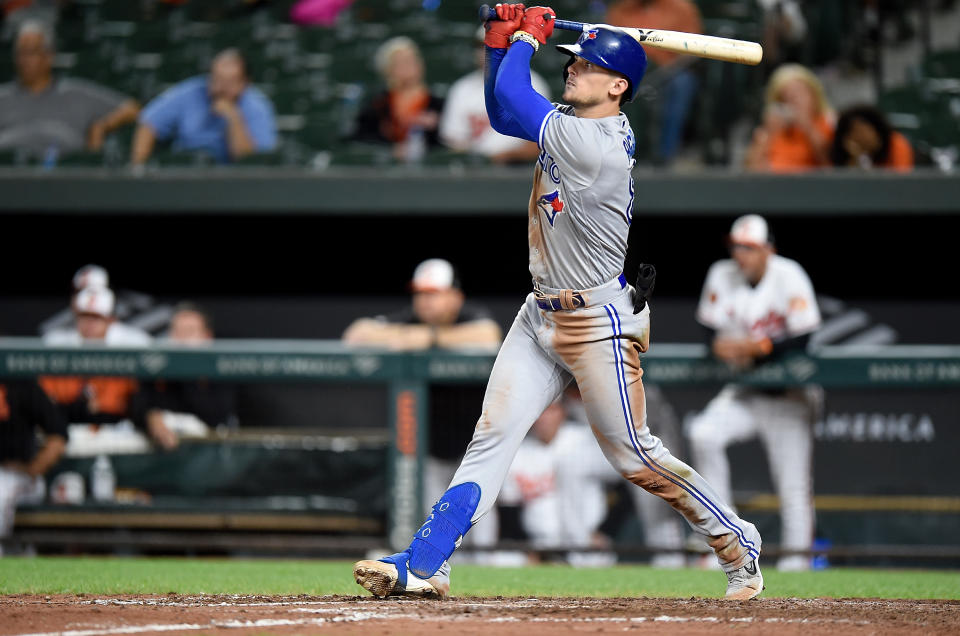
xmin=830 ymin=105 xmax=913 ymax=172
xmin=605 ymin=0 xmax=703 ymax=164
xmin=746 ymin=64 xmax=835 ymax=172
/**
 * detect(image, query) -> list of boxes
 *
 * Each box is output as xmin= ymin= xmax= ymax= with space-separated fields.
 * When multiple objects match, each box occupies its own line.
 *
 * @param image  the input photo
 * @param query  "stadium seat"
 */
xmin=924 ymin=50 xmax=960 ymax=79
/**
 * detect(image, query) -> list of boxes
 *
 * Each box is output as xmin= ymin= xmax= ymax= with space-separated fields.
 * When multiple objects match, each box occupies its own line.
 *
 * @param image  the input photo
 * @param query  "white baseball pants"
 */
xmin=688 ymin=385 xmax=818 ymax=565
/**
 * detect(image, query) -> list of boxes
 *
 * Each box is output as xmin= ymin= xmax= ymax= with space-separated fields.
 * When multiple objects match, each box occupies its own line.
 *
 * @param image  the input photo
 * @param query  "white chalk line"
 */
xmin=10 ymin=617 xmax=338 ymax=636
xmin=12 ymin=604 xmax=877 ymax=636
xmin=85 ymin=597 xmax=576 ymax=610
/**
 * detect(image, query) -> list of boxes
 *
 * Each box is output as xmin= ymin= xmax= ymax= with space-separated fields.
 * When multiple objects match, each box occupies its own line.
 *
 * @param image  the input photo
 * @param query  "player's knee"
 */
xmin=473 ymin=411 xmax=508 ymax=442
xmin=623 ymin=468 xmax=679 ymax=502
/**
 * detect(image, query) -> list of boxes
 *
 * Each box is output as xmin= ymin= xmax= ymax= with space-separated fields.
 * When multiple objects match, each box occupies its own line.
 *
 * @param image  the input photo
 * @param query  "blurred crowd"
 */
xmin=1 ymin=0 xmax=957 ymax=170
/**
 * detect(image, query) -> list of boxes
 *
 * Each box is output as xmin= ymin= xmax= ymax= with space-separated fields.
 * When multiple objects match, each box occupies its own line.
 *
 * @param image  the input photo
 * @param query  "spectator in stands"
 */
xmin=290 ymin=0 xmax=354 ymax=26
xmin=0 ymin=379 xmax=67 ymax=556
xmin=131 ymin=48 xmax=277 ymax=165
xmin=40 ymin=286 xmax=149 ymax=425
xmin=605 ymin=0 xmax=703 ymax=165
xmin=756 ymin=0 xmax=808 ymax=68
xmin=0 ymin=21 xmax=140 ymax=159
xmin=132 ymin=303 xmax=237 ymax=450
xmin=352 ymin=36 xmax=444 ymax=162
xmin=830 ymin=104 xmax=914 ymax=172
xmin=439 ymin=26 xmax=547 ymax=164
xmin=343 ymin=258 xmax=502 ymax=557
xmin=745 ymin=64 xmax=835 ymax=173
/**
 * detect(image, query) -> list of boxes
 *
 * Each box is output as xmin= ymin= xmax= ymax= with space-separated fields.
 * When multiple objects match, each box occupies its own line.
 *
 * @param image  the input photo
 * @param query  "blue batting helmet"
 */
xmin=556 ymin=26 xmax=647 ymax=102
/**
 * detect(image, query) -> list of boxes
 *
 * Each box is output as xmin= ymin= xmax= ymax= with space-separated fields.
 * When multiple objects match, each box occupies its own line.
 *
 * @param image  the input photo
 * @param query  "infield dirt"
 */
xmin=1 ymin=594 xmax=958 ymax=635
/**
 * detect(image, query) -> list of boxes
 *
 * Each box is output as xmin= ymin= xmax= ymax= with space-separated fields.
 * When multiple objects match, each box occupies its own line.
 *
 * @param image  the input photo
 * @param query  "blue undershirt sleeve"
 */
xmin=486 ymin=42 xmax=556 ymax=143
xmin=484 ymin=46 xmax=526 ymax=139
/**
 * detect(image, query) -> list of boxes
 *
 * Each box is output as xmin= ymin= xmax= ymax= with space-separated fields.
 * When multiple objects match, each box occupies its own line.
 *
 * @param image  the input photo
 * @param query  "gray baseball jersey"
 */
xmin=529 ymin=105 xmax=635 ymax=290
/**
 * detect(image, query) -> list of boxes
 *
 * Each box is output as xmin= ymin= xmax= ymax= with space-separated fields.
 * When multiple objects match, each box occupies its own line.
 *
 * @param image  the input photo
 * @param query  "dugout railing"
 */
xmin=1 ymin=338 xmax=958 ymax=562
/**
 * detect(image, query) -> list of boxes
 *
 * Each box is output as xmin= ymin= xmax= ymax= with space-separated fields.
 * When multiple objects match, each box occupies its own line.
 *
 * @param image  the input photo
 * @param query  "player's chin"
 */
xmin=562 ymin=86 xmax=576 ymax=103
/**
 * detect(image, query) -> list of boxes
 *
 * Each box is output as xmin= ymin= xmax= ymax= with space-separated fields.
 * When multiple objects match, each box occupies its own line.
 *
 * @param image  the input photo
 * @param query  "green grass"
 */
xmin=1 ymin=558 xmax=958 ymax=599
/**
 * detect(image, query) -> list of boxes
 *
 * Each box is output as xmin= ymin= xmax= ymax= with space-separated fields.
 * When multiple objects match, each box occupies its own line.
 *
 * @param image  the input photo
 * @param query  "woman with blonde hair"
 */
xmin=745 ymin=64 xmax=834 ymax=172
xmin=352 ymin=36 xmax=444 ymax=161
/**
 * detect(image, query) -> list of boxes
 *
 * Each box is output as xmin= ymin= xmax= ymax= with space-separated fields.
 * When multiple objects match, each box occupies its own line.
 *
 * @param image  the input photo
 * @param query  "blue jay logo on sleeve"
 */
xmin=622 ymin=122 xmax=636 ymax=157
xmin=538 ymin=190 xmax=565 ymax=227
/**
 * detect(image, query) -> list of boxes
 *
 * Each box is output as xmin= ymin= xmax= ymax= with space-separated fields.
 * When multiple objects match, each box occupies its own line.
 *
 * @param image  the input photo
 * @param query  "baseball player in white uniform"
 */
xmin=688 ymin=214 xmax=821 ymax=572
xmin=499 ymin=401 xmax=611 ymax=557
xmin=354 ymin=4 xmax=764 ymax=600
xmin=440 ymin=26 xmax=550 ymax=163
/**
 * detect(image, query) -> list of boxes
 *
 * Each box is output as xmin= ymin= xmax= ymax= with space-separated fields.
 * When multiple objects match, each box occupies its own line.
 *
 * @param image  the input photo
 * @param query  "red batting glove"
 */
xmin=519 ymin=6 xmax=555 ymax=44
xmin=484 ymin=3 xmax=526 ymax=49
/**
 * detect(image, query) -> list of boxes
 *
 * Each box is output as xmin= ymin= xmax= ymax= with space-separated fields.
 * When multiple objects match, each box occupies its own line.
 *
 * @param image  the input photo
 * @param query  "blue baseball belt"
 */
xmin=534 ymin=273 xmax=627 ymax=311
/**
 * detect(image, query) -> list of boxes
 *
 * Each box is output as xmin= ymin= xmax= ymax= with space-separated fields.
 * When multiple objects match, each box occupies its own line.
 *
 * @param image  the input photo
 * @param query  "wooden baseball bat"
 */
xmin=478 ymin=5 xmax=763 ymax=66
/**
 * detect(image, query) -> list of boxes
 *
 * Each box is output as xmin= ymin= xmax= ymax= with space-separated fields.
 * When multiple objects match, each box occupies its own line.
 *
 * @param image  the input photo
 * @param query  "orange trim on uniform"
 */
xmin=0 ymin=385 xmax=9 ymax=421
xmin=39 ymin=376 xmax=138 ymax=416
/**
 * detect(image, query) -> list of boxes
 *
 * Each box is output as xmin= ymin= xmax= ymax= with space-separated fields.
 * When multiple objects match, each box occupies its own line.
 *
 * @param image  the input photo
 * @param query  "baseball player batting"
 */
xmin=354 ymin=3 xmax=764 ymax=600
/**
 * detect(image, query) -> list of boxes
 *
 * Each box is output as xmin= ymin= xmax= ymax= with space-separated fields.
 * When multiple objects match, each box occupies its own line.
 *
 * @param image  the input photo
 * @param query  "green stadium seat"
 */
xmin=56 ymin=152 xmax=106 ymax=167
xmin=695 ymin=0 xmax=759 ymax=21
xmin=127 ymin=22 xmax=169 ymax=53
xmin=330 ymin=142 xmax=393 ymax=166
xmin=0 ymin=149 xmax=30 ymax=166
xmin=924 ymin=50 xmax=960 ymax=80
xmin=879 ymin=85 xmax=927 ymax=115
xmin=99 ymin=0 xmax=143 ymax=21
xmin=152 ymin=149 xmax=216 ymax=167
xmin=233 ymin=150 xmax=288 ymax=166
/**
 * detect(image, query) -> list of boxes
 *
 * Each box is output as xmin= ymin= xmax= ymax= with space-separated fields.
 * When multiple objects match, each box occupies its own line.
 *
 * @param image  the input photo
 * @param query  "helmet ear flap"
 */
xmin=562 ymin=56 xmax=574 ymax=85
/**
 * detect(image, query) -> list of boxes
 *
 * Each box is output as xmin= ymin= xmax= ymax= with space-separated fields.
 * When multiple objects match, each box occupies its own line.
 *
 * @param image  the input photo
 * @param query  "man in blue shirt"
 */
xmin=131 ymin=48 xmax=277 ymax=164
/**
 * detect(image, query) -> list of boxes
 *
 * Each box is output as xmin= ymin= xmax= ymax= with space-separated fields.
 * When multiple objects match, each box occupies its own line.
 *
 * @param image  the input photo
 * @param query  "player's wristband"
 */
xmin=509 ymin=31 xmax=540 ymax=53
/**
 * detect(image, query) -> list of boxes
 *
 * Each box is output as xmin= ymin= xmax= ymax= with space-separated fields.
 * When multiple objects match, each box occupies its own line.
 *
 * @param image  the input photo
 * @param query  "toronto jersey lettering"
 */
xmin=528 ymin=104 xmax=637 ymax=290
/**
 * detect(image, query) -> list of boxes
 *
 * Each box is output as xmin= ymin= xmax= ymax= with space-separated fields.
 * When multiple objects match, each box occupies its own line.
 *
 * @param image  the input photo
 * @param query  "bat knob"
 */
xmin=478 ymin=5 xmax=554 ymax=22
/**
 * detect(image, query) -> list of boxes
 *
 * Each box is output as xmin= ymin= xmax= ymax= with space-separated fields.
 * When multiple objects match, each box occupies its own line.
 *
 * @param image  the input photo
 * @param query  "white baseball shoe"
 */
xmin=724 ymin=558 xmax=764 ymax=600
xmin=354 ymin=552 xmax=450 ymax=600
